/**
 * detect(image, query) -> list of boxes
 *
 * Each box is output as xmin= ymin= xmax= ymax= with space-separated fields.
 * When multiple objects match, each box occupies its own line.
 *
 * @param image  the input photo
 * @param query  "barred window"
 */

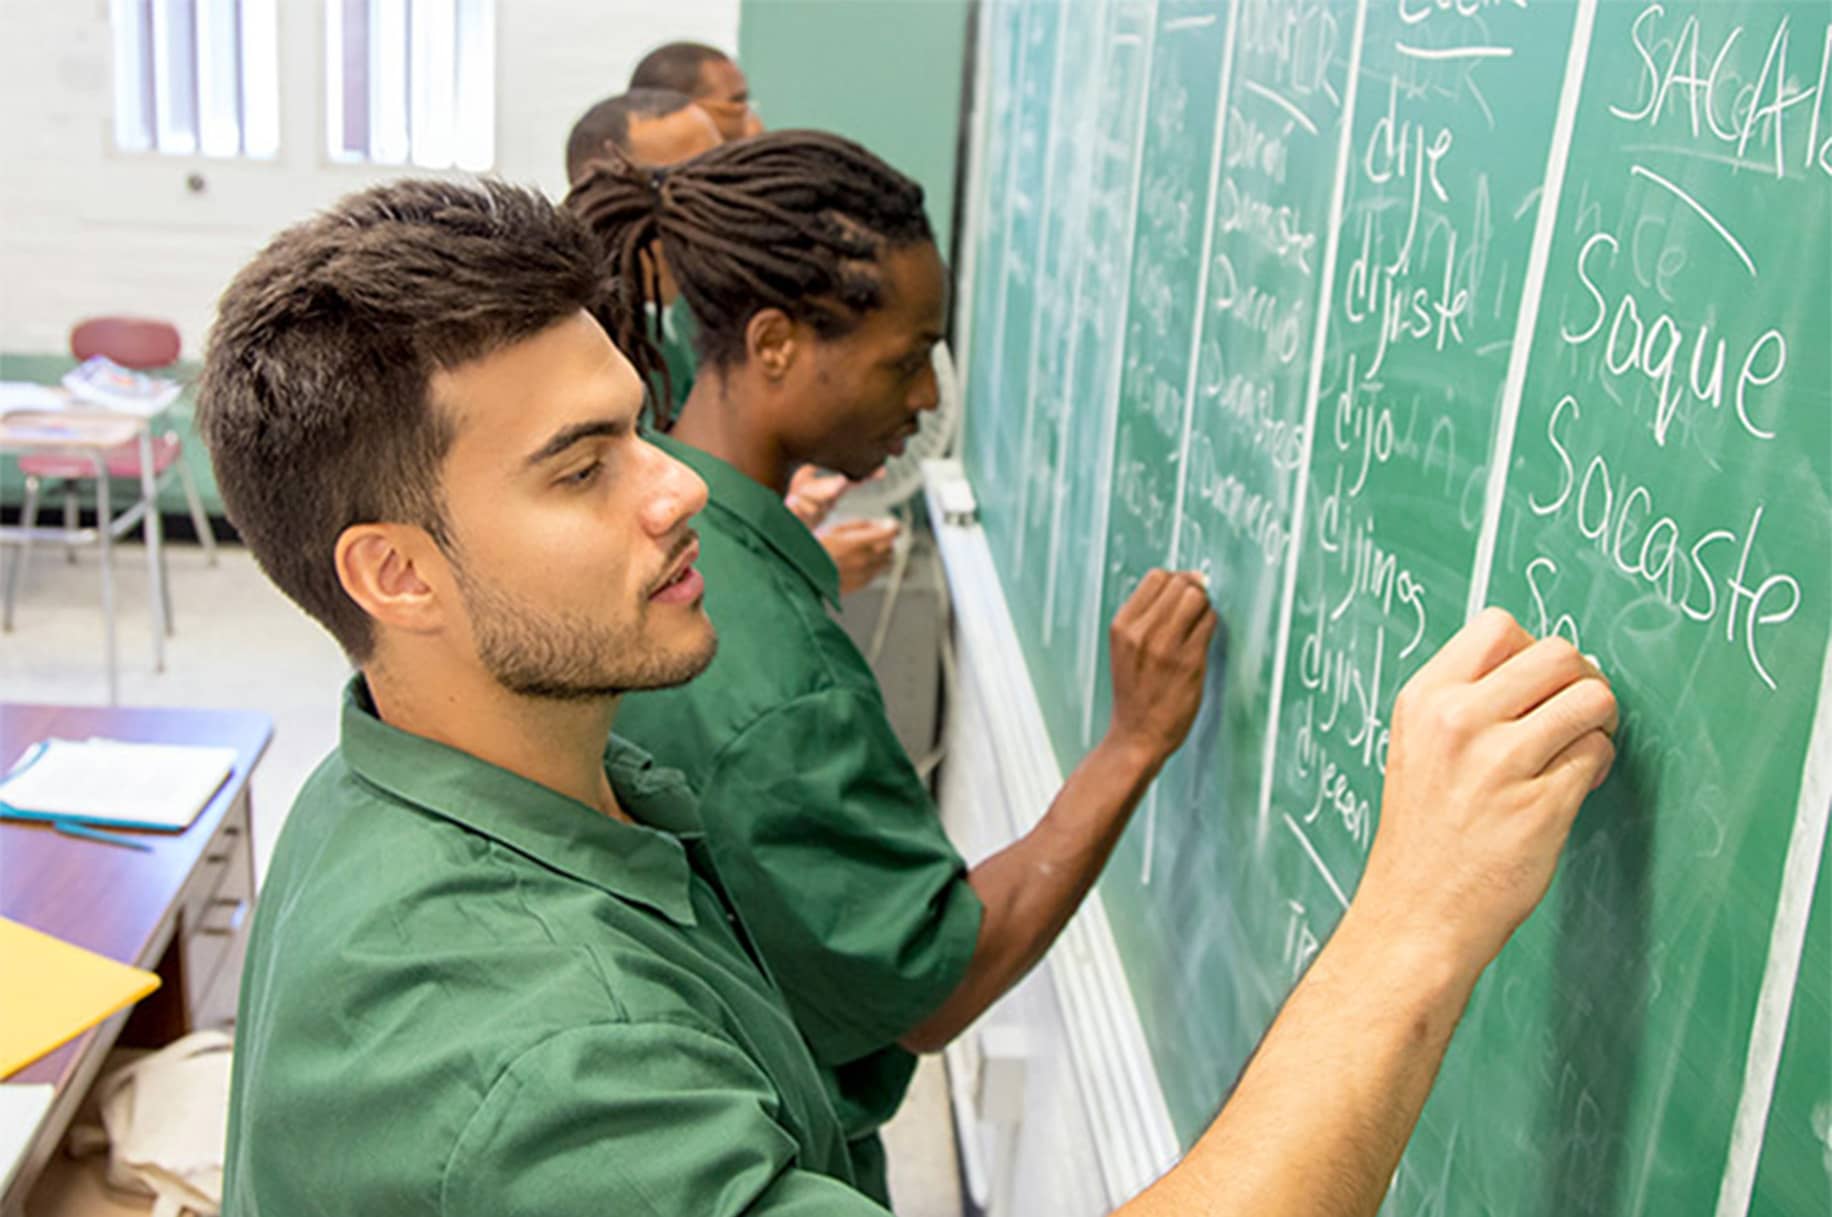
xmin=326 ymin=0 xmax=495 ymax=170
xmin=111 ymin=0 xmax=281 ymax=159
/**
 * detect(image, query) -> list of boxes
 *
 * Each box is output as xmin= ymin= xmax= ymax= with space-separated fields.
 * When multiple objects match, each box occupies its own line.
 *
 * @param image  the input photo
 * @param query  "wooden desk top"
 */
xmin=0 ymin=703 xmax=273 ymax=1089
xmin=0 ymin=410 xmax=143 ymax=452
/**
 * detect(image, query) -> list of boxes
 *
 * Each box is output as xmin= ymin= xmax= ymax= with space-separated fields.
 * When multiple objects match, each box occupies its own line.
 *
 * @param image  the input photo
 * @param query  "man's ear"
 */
xmin=334 ymin=523 xmax=453 ymax=638
xmin=744 ymin=307 xmax=800 ymax=381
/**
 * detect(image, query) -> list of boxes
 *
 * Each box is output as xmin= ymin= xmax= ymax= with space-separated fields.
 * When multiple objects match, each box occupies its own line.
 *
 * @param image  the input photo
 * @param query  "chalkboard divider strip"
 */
xmin=1080 ymin=0 xmax=1165 ymax=750
xmin=947 ymin=0 xmax=996 ymax=402
xmin=1463 ymin=0 xmax=1599 ymax=619
xmin=1715 ymin=637 xmax=1832 ymax=1217
xmin=982 ymin=0 xmax=1037 ymax=504
xmin=1254 ymin=0 xmax=1372 ymax=853
xmin=1165 ymin=0 xmax=1243 ymax=572
xmin=1041 ymin=0 xmax=1113 ymax=640
xmin=1013 ymin=0 xmax=1075 ymax=571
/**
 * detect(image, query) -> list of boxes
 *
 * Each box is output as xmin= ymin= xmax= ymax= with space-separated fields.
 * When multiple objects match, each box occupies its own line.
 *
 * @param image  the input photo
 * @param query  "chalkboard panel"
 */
xmin=958 ymin=1 xmax=1831 ymax=1211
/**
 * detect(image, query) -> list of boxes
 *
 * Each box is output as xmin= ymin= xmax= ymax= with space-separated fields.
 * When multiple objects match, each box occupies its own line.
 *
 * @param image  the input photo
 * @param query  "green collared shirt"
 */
xmin=616 ymin=436 xmax=984 ymax=1192
xmin=223 ymin=681 xmax=888 ymax=1216
xmin=659 ymin=299 xmax=698 ymax=415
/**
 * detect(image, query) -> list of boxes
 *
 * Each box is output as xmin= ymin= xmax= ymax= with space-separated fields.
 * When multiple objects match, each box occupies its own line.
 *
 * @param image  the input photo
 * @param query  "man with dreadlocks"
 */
xmin=567 ymin=131 xmax=1618 ymax=1214
xmin=562 ymin=96 xmax=894 ymax=593
xmin=568 ymin=130 xmax=1211 ymax=1197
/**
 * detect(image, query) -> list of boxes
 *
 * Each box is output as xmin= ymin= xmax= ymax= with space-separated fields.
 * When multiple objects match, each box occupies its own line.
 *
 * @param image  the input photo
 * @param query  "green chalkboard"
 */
xmin=959 ymin=1 xmax=1831 ymax=1212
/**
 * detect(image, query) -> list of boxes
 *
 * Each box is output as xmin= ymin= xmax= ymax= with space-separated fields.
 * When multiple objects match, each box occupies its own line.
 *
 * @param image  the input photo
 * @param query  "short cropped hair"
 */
xmin=565 ymin=88 xmax=695 ymax=184
xmin=630 ymin=42 xmax=729 ymax=97
xmin=196 ymin=178 xmax=616 ymax=661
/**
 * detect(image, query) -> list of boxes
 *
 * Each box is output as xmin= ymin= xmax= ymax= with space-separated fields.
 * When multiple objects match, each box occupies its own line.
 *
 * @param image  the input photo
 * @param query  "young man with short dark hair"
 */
xmin=201 ymin=178 xmax=870 ymax=1213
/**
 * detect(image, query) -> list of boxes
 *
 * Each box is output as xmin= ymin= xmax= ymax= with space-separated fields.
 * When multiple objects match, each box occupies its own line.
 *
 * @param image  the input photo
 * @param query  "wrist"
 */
xmin=1330 ymin=895 xmax=1482 ymax=1023
xmin=1096 ymin=726 xmax=1168 ymax=777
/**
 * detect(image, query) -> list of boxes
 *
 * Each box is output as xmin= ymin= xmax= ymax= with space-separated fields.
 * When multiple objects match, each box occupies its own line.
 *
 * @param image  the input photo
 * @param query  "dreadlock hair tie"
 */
xmin=647 ymin=166 xmax=670 ymax=218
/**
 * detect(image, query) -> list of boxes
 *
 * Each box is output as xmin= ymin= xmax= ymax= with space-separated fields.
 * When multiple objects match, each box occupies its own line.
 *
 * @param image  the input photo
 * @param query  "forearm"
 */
xmin=1117 ymin=905 xmax=1475 ymax=1217
xmin=899 ymin=732 xmax=1161 ymax=1052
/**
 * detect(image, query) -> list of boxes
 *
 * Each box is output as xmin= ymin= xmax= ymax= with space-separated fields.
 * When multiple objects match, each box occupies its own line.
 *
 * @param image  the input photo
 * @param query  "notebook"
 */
xmin=0 ymin=738 xmax=238 ymax=833
xmin=0 ymin=918 xmax=161 ymax=1078
xmin=0 ymin=1083 xmax=53 ymax=1193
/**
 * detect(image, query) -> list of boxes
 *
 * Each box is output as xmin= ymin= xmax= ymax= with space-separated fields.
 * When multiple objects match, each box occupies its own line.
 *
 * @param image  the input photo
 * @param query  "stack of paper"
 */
xmin=0 ymin=739 xmax=237 ymax=833
xmin=60 ymin=355 xmax=181 ymax=417
xmin=0 ymin=918 xmax=160 ymax=1078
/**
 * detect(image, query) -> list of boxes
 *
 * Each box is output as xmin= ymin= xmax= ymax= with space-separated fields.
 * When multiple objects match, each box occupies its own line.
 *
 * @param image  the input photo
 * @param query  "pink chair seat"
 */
xmin=18 ymin=432 xmax=183 ymax=481
xmin=70 ymin=317 xmax=182 ymax=370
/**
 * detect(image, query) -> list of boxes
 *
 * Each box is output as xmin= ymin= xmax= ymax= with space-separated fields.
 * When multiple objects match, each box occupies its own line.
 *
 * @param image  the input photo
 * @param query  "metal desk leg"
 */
xmin=95 ymin=457 xmax=119 ymax=705
xmin=139 ymin=427 xmax=168 ymax=666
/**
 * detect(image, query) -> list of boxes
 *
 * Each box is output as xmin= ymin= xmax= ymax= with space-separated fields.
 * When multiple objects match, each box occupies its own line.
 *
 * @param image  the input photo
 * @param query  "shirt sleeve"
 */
xmin=697 ymin=687 xmax=985 ymax=1064
xmin=441 ymin=1021 xmax=891 ymax=1217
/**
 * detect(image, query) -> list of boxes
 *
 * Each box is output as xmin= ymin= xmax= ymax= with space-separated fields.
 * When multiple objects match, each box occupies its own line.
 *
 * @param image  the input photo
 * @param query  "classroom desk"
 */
xmin=0 ymin=407 xmax=170 ymax=704
xmin=0 ymin=703 xmax=271 ymax=1217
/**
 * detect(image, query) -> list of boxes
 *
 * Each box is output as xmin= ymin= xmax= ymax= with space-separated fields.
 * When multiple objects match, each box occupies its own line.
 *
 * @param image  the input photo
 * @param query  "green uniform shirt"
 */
xmin=223 ymin=680 xmax=888 ymax=1216
xmin=659 ymin=298 xmax=698 ymax=415
xmin=616 ymin=435 xmax=985 ymax=1194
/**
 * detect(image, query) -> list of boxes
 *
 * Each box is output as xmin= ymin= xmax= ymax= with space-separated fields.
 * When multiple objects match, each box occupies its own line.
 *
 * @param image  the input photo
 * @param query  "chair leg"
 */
xmin=3 ymin=475 xmax=40 ymax=631
xmin=178 ymin=457 xmax=218 ymax=566
xmin=158 ymin=513 xmax=175 ymax=637
xmin=62 ymin=487 xmax=78 ymax=564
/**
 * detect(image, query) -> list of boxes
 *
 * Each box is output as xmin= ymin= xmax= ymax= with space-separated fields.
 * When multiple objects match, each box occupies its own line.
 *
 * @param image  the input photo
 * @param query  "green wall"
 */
xmin=738 ymin=0 xmax=972 ymax=254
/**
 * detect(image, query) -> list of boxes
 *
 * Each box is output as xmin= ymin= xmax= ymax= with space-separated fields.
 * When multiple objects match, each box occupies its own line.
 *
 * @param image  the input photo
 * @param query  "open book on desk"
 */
xmin=0 ymin=738 xmax=237 ymax=834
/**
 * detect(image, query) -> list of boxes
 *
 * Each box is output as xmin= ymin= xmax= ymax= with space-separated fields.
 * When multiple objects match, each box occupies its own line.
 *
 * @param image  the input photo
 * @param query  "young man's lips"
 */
xmin=650 ymin=537 xmax=701 ymax=601
xmin=651 ymin=565 xmax=704 ymax=605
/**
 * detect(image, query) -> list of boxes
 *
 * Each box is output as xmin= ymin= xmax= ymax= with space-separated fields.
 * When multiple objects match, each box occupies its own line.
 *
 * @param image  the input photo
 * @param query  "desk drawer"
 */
xmin=177 ymin=806 xmax=246 ymax=938
xmin=193 ymin=928 xmax=247 ymax=1031
xmin=180 ymin=801 xmax=254 ymax=1024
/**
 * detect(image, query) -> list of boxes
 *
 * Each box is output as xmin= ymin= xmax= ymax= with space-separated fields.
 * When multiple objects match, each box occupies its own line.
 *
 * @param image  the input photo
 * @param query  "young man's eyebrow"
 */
xmin=523 ymin=418 xmax=628 ymax=467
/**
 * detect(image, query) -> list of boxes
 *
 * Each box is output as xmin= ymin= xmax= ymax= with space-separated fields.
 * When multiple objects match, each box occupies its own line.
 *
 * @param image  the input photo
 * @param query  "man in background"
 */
xmin=631 ymin=40 xmax=763 ymax=141
xmin=565 ymin=88 xmax=721 ymax=187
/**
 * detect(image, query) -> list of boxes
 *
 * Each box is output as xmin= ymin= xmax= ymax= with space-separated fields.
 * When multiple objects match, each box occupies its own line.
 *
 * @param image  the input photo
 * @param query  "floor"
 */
xmin=5 ymin=539 xmax=962 ymax=1217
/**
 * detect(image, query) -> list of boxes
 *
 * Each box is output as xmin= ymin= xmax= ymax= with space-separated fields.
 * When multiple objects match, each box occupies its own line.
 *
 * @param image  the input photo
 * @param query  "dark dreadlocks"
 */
xmin=564 ymin=129 xmax=934 ymax=427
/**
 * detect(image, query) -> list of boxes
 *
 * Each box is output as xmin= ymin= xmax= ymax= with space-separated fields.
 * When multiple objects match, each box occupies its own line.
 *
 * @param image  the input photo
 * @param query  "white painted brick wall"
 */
xmin=0 ymin=0 xmax=740 ymax=358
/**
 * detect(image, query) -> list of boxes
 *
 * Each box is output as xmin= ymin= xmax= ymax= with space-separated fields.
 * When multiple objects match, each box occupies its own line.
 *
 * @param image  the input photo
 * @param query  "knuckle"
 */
xmin=1476 ymin=605 xmax=1518 ymax=638
xmin=1536 ymin=634 xmax=1581 ymax=667
xmin=1434 ymin=691 xmax=1478 ymax=739
xmin=1582 ymin=678 xmax=1618 ymax=725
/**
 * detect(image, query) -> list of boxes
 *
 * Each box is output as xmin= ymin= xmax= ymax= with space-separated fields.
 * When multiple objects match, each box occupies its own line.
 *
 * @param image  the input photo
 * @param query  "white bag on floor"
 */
xmin=83 ymin=1030 xmax=233 ymax=1217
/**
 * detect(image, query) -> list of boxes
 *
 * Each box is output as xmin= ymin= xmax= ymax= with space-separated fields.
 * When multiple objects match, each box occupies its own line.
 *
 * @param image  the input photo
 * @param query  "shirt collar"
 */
xmin=338 ymin=678 xmax=703 ymax=927
xmin=652 ymin=431 xmax=841 ymax=609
